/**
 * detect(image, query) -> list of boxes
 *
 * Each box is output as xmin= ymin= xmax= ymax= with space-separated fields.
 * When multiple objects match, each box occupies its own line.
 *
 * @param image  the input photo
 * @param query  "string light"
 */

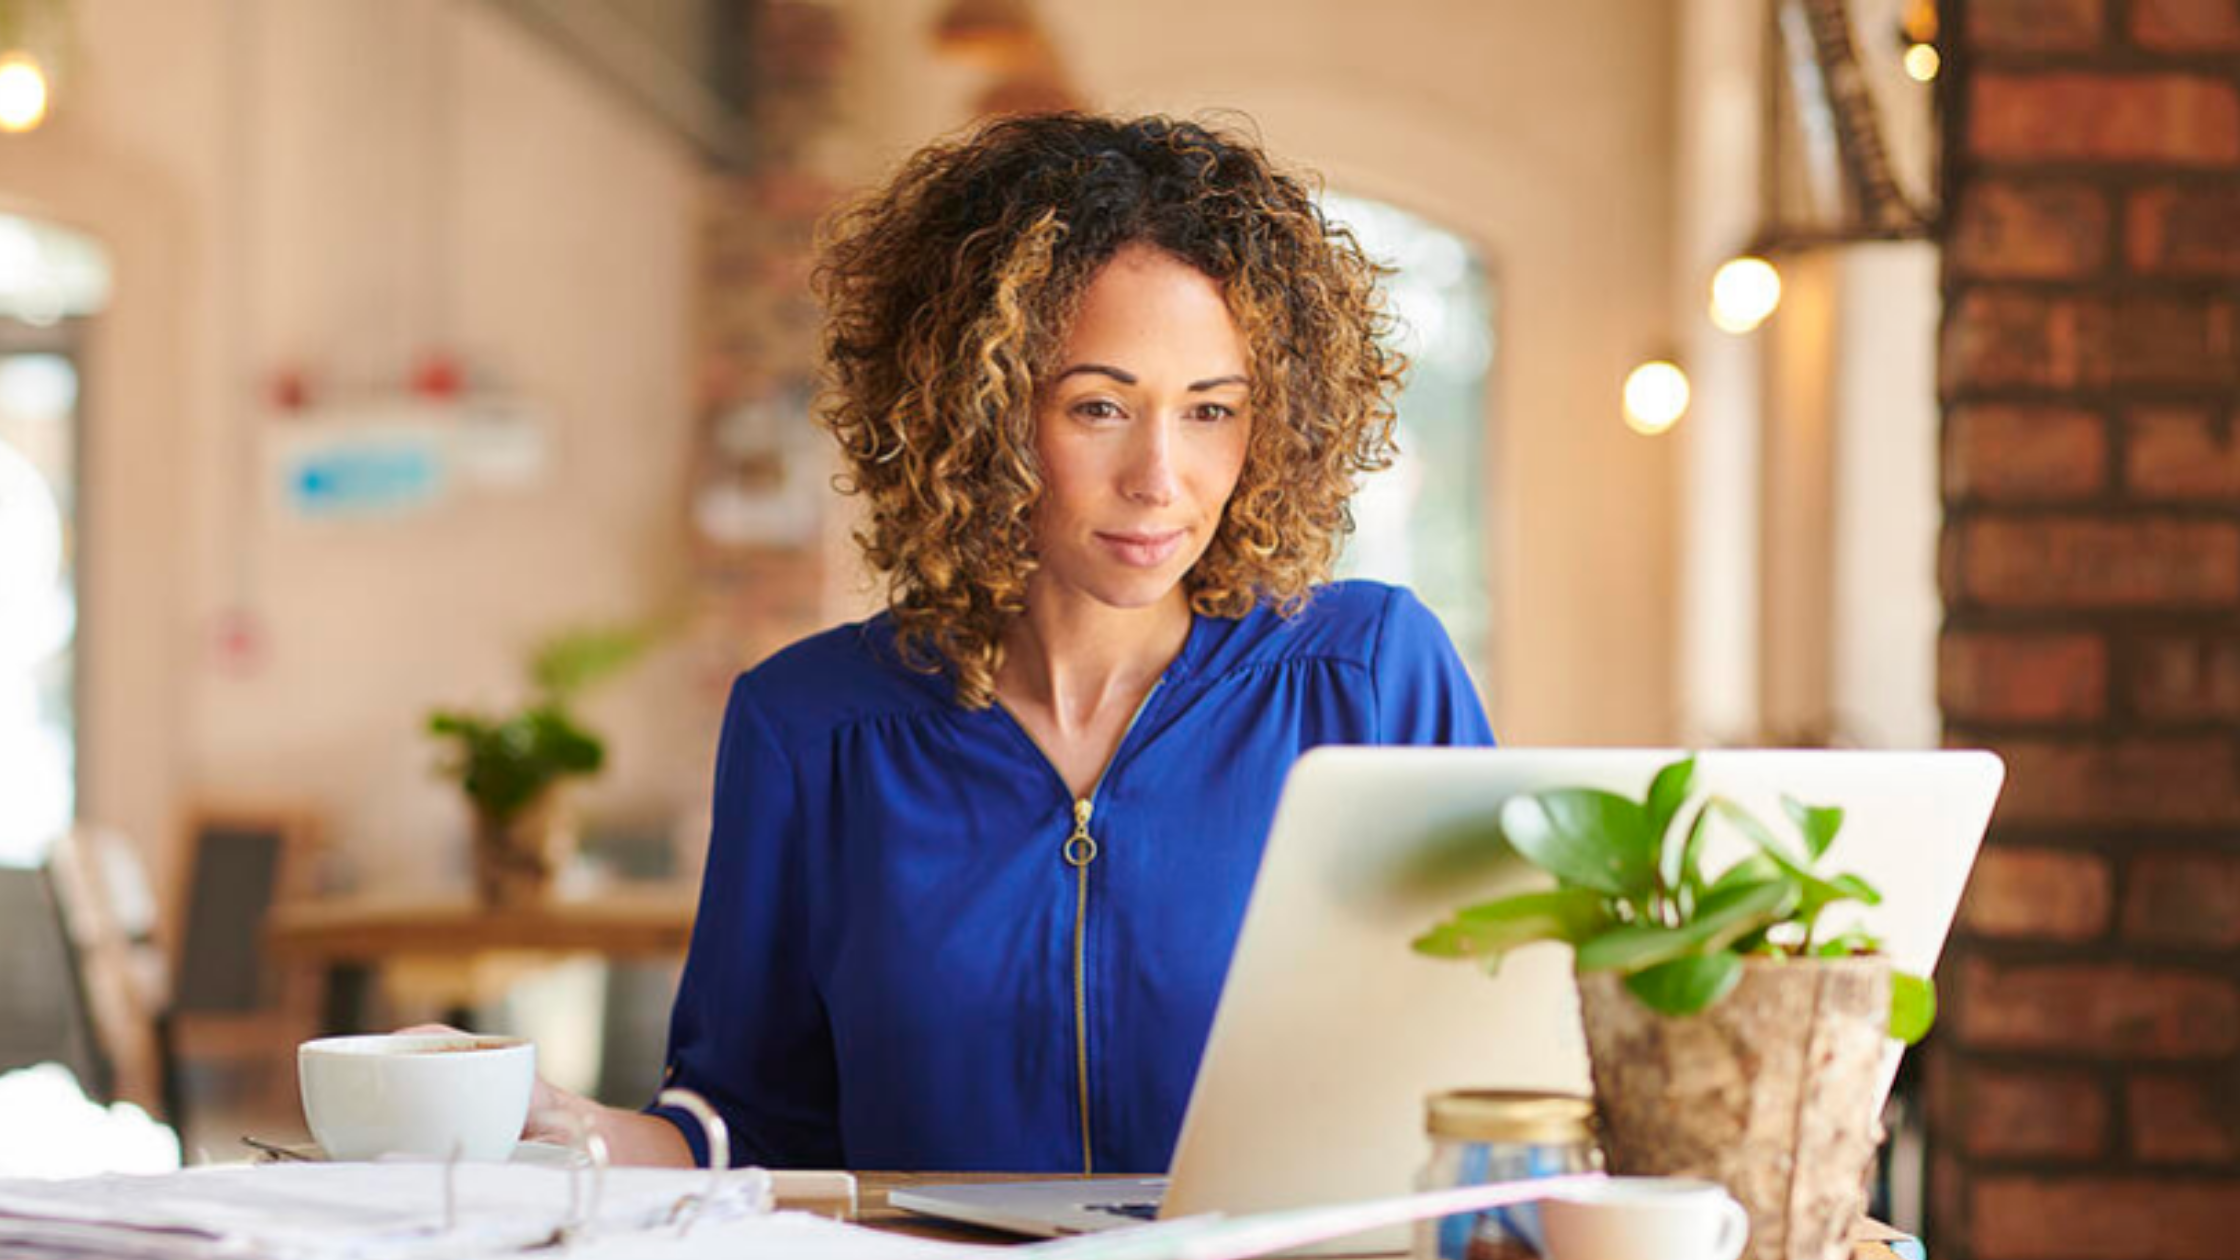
xmin=1902 ymin=43 xmax=1940 ymax=82
xmin=0 ymin=54 xmax=49 ymax=133
xmin=1709 ymin=256 xmax=1783 ymax=334
xmin=1623 ymin=361 xmax=1689 ymax=436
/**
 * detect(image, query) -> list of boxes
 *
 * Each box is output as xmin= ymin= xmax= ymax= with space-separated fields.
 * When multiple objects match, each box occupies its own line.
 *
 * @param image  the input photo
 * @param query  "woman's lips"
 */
xmin=1097 ymin=529 xmax=1187 ymax=568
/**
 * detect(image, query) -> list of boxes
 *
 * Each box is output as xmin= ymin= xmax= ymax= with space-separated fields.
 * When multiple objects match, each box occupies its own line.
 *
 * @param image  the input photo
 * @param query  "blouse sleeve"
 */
xmin=645 ymin=676 xmax=842 ymax=1168
xmin=1371 ymin=585 xmax=1498 ymax=748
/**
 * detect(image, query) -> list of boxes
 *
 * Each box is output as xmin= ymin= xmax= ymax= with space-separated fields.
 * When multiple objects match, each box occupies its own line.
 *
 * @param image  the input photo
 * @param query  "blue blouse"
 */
xmin=650 ymin=580 xmax=1494 ymax=1173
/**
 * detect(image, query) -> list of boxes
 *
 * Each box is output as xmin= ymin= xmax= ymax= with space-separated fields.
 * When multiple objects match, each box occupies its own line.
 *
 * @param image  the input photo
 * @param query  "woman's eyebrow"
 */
xmin=1054 ymin=363 xmax=1137 ymax=385
xmin=1051 ymin=365 xmax=1249 ymax=392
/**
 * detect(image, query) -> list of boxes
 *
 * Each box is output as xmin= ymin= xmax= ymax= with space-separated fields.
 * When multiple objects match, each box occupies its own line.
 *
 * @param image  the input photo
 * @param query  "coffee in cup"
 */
xmin=1539 ymin=1177 xmax=1751 ymax=1260
xmin=298 ymin=1033 xmax=535 ymax=1162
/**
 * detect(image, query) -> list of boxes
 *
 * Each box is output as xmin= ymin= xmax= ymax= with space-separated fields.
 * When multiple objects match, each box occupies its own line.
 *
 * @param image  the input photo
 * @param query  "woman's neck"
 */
xmin=995 ymin=584 xmax=1193 ymax=734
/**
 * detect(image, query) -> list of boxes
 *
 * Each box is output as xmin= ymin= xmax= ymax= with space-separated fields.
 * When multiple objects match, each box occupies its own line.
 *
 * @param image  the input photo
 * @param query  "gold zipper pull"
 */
xmin=1063 ymin=798 xmax=1098 ymax=867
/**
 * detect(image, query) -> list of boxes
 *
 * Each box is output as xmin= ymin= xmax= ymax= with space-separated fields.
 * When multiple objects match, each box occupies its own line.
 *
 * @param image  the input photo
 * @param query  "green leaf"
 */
xmin=1672 ymin=803 xmax=1719 ymax=915
xmin=1704 ymin=853 xmax=1781 ymax=897
xmin=1646 ymin=757 xmax=1697 ymax=884
xmin=1624 ymin=951 xmax=1745 ymax=1016
xmin=1710 ymin=798 xmax=1868 ymax=923
xmin=1811 ymin=927 xmax=1883 ymax=957
xmin=1889 ymin=971 xmax=1937 ymax=1044
xmin=1413 ymin=888 xmax=1612 ymax=971
xmin=1410 ymin=923 xmax=1478 ymax=959
xmin=1575 ymin=879 xmax=1797 ymax=973
xmin=531 ymin=624 xmax=655 ymax=701
xmin=1782 ymin=795 xmax=1846 ymax=861
xmin=1711 ymin=798 xmax=1812 ymax=872
xmin=1827 ymin=872 xmax=1884 ymax=907
xmin=1501 ymin=789 xmax=1656 ymax=898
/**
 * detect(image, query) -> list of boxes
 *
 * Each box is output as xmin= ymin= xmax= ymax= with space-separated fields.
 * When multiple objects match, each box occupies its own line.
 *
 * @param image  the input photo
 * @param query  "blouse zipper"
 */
xmin=1063 ymin=796 xmax=1098 ymax=1176
xmin=1060 ymin=678 xmax=1164 ymax=1177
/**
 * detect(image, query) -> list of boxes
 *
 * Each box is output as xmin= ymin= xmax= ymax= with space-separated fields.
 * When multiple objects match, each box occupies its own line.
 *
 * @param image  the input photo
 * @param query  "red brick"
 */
xmin=2126 ymin=406 xmax=2240 ymax=500
xmin=1939 ymin=292 xmax=2235 ymax=393
xmin=1954 ymin=517 xmax=2240 ymax=609
xmin=1958 ymin=1065 xmax=2110 ymax=1157
xmin=1960 ymin=846 xmax=2113 ymax=939
xmin=1942 ymin=631 xmax=2108 ymax=723
xmin=1972 ymin=1176 xmax=2240 ymax=1260
xmin=1957 ymin=958 xmax=2240 ymax=1057
xmin=1946 ymin=405 xmax=2108 ymax=503
xmin=2109 ymin=295 xmax=2240 ymax=388
xmin=1930 ymin=1148 xmax=1970 ymax=1248
xmin=1942 ymin=291 xmax=2112 ymax=391
xmin=1987 ymin=735 xmax=2240 ymax=826
xmin=1969 ymin=0 xmax=2107 ymax=48
xmin=2128 ymin=1073 xmax=2240 ymax=1163
xmin=1951 ymin=181 xmax=2111 ymax=278
xmin=1971 ymin=72 xmax=2240 ymax=164
xmin=2123 ymin=850 xmax=2240 ymax=948
xmin=2130 ymin=186 xmax=2240 ymax=278
xmin=2134 ymin=0 xmax=2240 ymax=49
xmin=2129 ymin=634 xmax=2240 ymax=721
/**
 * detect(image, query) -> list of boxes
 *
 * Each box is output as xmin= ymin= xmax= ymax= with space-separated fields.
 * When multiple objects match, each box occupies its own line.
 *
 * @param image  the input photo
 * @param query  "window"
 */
xmin=1319 ymin=192 xmax=1495 ymax=683
xmin=0 ymin=214 xmax=108 ymax=867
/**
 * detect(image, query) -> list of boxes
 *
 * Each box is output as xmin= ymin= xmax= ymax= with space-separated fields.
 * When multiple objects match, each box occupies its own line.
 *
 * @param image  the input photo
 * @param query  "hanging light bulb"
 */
xmin=1899 ymin=0 xmax=1940 ymax=82
xmin=1709 ymin=256 xmax=1783 ymax=334
xmin=1623 ymin=360 xmax=1690 ymax=436
xmin=0 ymin=54 xmax=50 ymax=133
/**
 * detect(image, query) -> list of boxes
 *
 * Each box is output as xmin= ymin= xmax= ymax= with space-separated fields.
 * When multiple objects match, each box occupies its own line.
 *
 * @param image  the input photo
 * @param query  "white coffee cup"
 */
xmin=1540 ymin=1177 xmax=1751 ymax=1260
xmin=298 ymin=1033 xmax=535 ymax=1162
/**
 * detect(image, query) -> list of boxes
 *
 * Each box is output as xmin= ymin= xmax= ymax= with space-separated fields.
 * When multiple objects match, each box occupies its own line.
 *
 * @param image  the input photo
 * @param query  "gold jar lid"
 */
xmin=1425 ymin=1090 xmax=1596 ymax=1144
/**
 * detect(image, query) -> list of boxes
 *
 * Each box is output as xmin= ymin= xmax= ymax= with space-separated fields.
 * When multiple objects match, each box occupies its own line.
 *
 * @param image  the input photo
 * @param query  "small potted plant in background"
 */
xmin=1413 ymin=755 xmax=1935 ymax=1260
xmin=427 ymin=623 xmax=655 ymax=906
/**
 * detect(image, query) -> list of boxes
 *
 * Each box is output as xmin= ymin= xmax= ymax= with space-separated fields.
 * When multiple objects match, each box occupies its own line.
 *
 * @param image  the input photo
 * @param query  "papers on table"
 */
xmin=0 ymin=1162 xmax=1605 ymax=1260
xmin=0 ymin=1161 xmax=771 ymax=1260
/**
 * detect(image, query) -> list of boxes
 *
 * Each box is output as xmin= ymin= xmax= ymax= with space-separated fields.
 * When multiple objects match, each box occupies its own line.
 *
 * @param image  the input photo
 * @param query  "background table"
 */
xmin=266 ymin=889 xmax=698 ymax=1034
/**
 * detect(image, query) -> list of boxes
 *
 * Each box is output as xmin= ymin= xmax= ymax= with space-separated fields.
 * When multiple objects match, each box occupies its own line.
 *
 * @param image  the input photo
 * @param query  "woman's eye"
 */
xmin=1188 ymin=403 xmax=1236 ymax=423
xmin=1072 ymin=399 xmax=1125 ymax=421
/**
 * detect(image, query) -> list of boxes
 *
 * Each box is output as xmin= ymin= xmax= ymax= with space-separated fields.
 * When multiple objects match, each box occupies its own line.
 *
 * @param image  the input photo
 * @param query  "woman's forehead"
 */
xmin=1056 ymin=245 xmax=1246 ymax=374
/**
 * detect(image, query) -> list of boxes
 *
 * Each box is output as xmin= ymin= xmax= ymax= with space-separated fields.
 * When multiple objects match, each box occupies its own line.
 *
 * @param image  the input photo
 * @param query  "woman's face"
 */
xmin=1029 ymin=243 xmax=1253 ymax=615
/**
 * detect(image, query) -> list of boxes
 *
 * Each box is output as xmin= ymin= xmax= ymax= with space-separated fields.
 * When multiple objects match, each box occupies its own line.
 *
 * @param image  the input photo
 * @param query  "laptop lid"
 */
xmin=1161 ymin=747 xmax=2003 ymax=1247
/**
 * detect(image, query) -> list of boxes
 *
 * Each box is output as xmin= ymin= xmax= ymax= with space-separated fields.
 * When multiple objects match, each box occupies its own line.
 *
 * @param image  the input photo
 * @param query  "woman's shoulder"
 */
xmin=729 ymin=613 xmax=953 ymax=743
xmin=1190 ymin=579 xmax=1436 ymax=678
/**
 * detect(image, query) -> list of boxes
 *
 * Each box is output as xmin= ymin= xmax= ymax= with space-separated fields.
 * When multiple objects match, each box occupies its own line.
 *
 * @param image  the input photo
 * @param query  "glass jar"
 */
xmin=1412 ymin=1089 xmax=1601 ymax=1260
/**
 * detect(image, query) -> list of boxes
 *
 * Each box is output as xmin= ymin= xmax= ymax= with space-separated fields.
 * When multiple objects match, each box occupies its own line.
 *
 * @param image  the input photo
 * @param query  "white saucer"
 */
xmin=262 ymin=1139 xmax=585 ymax=1166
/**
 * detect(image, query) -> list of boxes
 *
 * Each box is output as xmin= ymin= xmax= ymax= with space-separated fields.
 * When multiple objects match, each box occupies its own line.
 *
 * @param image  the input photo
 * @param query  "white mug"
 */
xmin=298 ymin=1033 xmax=535 ymax=1162
xmin=1540 ymin=1177 xmax=1751 ymax=1260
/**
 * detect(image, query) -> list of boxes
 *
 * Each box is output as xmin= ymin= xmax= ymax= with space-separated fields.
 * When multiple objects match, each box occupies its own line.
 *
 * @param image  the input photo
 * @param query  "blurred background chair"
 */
xmin=0 ymin=852 xmax=111 ymax=1097
xmin=160 ymin=809 xmax=325 ymax=1130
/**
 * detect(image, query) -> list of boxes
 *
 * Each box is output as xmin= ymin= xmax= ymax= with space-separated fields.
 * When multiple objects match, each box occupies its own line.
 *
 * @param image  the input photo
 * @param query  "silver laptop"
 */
xmin=892 ymin=748 xmax=2004 ymax=1248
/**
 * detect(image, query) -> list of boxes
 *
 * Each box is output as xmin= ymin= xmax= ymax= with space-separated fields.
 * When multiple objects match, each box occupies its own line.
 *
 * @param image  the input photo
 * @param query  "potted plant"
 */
xmin=427 ymin=624 xmax=653 ymax=906
xmin=1413 ymin=755 xmax=1934 ymax=1260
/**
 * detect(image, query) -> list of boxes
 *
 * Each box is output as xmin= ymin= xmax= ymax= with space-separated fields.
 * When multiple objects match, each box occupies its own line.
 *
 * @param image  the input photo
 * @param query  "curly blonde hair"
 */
xmin=816 ymin=113 xmax=1405 ymax=709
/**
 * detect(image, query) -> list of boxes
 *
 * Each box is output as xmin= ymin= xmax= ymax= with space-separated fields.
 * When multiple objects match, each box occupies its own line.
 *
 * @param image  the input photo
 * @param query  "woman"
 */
xmin=533 ymin=112 xmax=1493 ymax=1172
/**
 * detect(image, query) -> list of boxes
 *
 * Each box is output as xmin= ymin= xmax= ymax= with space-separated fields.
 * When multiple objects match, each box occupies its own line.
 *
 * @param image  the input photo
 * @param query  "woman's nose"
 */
xmin=1121 ymin=419 xmax=1180 ymax=506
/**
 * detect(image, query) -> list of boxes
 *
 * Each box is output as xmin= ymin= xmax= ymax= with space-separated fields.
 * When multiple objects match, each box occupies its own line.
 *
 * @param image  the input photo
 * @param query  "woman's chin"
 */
xmin=1064 ymin=563 xmax=1194 ymax=613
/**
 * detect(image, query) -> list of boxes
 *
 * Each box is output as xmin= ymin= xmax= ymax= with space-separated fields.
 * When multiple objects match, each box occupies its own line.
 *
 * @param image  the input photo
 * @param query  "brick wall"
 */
xmin=1935 ymin=2 xmax=2240 ymax=1257
xmin=687 ymin=0 xmax=849 ymax=689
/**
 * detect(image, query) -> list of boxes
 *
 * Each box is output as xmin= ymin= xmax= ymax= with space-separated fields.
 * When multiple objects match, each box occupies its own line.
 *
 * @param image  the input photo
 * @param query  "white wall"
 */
xmin=1830 ymin=244 xmax=1940 ymax=750
xmin=5 ymin=0 xmax=710 ymax=897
